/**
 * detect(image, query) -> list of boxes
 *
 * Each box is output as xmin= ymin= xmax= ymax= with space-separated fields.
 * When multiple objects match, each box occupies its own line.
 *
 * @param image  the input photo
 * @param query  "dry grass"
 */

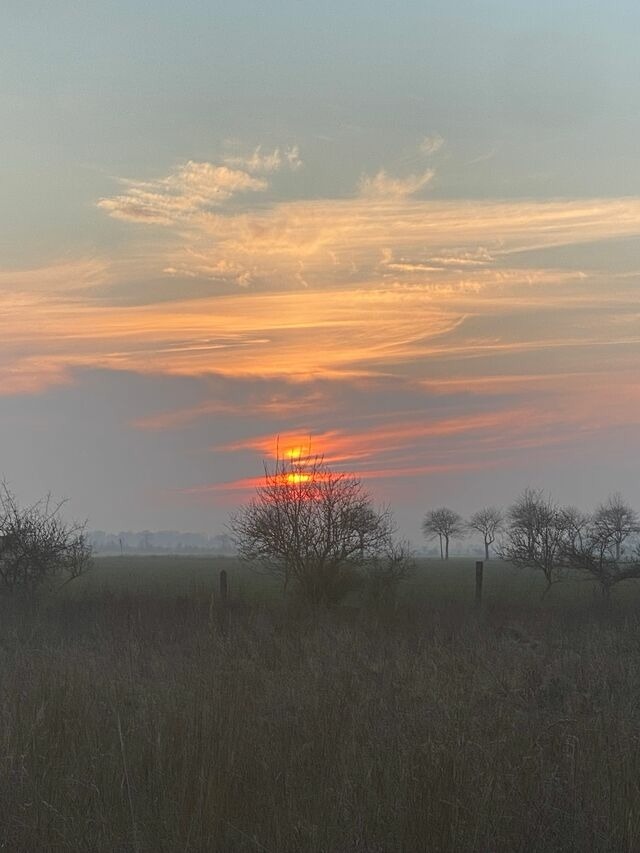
xmin=1 ymin=564 xmax=640 ymax=850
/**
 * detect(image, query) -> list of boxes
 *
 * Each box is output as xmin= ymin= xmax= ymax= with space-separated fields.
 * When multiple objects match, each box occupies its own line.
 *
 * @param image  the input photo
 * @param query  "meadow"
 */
xmin=2 ymin=556 xmax=640 ymax=851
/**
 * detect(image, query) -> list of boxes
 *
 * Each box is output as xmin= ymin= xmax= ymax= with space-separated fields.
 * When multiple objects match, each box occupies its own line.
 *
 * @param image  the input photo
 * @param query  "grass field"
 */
xmin=74 ymin=554 xmax=640 ymax=610
xmin=2 ymin=556 xmax=640 ymax=851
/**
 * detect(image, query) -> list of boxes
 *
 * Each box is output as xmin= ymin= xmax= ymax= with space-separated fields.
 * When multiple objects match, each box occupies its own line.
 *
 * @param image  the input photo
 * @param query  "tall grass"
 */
xmin=1 ymin=566 xmax=640 ymax=850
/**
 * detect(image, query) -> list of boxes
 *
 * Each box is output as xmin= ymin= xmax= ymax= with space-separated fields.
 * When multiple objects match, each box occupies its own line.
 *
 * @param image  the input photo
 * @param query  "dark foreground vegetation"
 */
xmin=1 ymin=558 xmax=640 ymax=852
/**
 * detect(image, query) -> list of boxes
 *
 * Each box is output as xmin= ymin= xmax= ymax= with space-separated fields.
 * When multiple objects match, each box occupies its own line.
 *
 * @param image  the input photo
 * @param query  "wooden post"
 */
xmin=475 ymin=560 xmax=483 ymax=607
xmin=219 ymin=569 xmax=229 ymax=636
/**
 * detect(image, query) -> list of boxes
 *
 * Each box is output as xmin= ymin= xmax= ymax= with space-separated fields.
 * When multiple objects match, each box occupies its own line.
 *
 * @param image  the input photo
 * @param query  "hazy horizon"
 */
xmin=3 ymin=1 xmax=640 ymax=540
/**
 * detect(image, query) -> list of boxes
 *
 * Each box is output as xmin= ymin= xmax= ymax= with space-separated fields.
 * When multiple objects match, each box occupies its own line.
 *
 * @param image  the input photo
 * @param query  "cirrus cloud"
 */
xmin=97 ymin=160 xmax=268 ymax=225
xmin=7 ymin=149 xmax=640 ymax=501
xmin=223 ymin=144 xmax=303 ymax=174
xmin=358 ymin=167 xmax=435 ymax=199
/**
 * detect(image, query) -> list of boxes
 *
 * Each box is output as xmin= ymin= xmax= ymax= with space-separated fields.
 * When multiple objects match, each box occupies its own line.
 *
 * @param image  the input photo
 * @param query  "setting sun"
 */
xmin=284 ymin=472 xmax=311 ymax=485
xmin=285 ymin=446 xmax=307 ymax=460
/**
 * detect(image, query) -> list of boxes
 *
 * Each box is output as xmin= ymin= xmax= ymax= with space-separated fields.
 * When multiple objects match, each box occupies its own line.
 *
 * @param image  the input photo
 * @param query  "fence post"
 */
xmin=219 ymin=569 xmax=229 ymax=636
xmin=475 ymin=561 xmax=483 ymax=607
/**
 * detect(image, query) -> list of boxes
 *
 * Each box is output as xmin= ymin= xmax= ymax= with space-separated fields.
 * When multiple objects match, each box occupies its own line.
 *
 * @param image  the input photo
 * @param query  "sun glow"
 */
xmin=285 ymin=446 xmax=307 ymax=460
xmin=285 ymin=472 xmax=311 ymax=485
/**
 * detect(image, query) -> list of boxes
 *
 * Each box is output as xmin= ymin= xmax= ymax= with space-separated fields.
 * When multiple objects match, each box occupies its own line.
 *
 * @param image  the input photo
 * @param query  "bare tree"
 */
xmin=500 ymin=492 xmax=640 ymax=601
xmin=498 ymin=489 xmax=569 ymax=596
xmin=559 ymin=505 xmax=590 ymax=550
xmin=230 ymin=454 xmax=396 ymax=607
xmin=467 ymin=507 xmax=503 ymax=560
xmin=422 ymin=508 xmax=464 ymax=560
xmin=562 ymin=521 xmax=640 ymax=602
xmin=592 ymin=493 xmax=638 ymax=560
xmin=0 ymin=482 xmax=92 ymax=596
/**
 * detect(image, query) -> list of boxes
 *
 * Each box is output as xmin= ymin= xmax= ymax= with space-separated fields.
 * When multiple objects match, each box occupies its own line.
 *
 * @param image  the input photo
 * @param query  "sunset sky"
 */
xmin=3 ymin=1 xmax=640 ymax=539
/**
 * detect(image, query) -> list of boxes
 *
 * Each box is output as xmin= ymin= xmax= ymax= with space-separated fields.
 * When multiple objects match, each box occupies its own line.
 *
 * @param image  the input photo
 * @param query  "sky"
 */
xmin=2 ymin=1 xmax=640 ymax=541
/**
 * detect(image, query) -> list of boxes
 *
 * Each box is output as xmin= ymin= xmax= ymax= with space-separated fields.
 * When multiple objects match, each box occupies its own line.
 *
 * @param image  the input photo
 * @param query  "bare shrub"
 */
xmin=0 ymin=482 xmax=91 ymax=596
xmin=362 ymin=540 xmax=415 ymax=610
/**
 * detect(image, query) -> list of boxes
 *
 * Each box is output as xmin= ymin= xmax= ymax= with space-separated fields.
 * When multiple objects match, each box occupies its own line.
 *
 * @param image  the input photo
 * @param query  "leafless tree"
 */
xmin=230 ymin=454 xmax=396 ymax=607
xmin=0 ymin=482 xmax=92 ymax=596
xmin=467 ymin=507 xmax=503 ymax=560
xmin=422 ymin=508 xmax=464 ymax=560
xmin=499 ymin=491 xmax=640 ymax=601
xmin=559 ymin=505 xmax=590 ymax=549
xmin=561 ymin=521 xmax=640 ymax=601
xmin=592 ymin=493 xmax=638 ymax=560
xmin=498 ymin=488 xmax=569 ymax=596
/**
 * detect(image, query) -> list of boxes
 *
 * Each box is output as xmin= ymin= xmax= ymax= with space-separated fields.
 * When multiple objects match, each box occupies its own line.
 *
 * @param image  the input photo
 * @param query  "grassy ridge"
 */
xmin=1 ymin=558 xmax=640 ymax=850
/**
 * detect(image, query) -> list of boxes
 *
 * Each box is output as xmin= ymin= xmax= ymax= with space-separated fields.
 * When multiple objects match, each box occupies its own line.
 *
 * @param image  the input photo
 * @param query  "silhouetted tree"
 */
xmin=230 ymin=454 xmax=399 ymax=607
xmin=559 ymin=505 xmax=590 ymax=549
xmin=562 ymin=519 xmax=640 ymax=601
xmin=468 ymin=507 xmax=503 ymax=560
xmin=592 ymin=493 xmax=638 ymax=560
xmin=501 ymin=492 xmax=640 ymax=601
xmin=422 ymin=508 xmax=464 ymax=560
xmin=0 ymin=482 xmax=91 ymax=596
xmin=499 ymin=488 xmax=568 ymax=596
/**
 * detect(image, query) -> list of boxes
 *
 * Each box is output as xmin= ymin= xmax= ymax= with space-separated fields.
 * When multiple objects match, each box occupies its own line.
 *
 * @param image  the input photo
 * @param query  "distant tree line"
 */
xmin=88 ymin=530 xmax=237 ymax=555
xmin=423 ymin=491 xmax=640 ymax=599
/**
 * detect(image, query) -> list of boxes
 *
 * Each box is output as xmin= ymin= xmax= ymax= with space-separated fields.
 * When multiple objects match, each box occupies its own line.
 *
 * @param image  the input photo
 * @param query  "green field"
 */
xmin=75 ymin=554 xmax=640 ymax=610
xmin=2 ymin=556 xmax=640 ymax=851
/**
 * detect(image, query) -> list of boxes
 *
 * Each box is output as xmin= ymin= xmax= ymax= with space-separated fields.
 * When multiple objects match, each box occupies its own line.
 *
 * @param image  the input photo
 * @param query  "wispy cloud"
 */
xmin=420 ymin=134 xmax=445 ymax=156
xmin=98 ymin=144 xmax=304 ymax=226
xmin=223 ymin=144 xmax=302 ymax=173
xmin=0 ymin=284 xmax=463 ymax=394
xmin=218 ymin=407 xmax=547 ymax=464
xmin=153 ymin=195 xmax=640 ymax=289
xmin=381 ymin=247 xmax=494 ymax=273
xmin=0 ymin=258 xmax=109 ymax=296
xmin=97 ymin=161 xmax=268 ymax=224
xmin=7 ymin=154 xmax=640 ymax=500
xmin=175 ymin=457 xmax=499 ymax=501
xmin=5 ymin=190 xmax=640 ymax=399
xmin=358 ymin=168 xmax=435 ymax=199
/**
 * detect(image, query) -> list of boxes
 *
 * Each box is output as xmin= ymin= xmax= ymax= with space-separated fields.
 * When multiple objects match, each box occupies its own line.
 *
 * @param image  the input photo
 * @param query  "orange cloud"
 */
xmin=219 ymin=407 xmax=541 ymax=461
xmin=175 ymin=457 xmax=500 ymax=502
xmin=155 ymin=196 xmax=640 ymax=289
xmin=4 ymin=174 xmax=640 ymax=510
xmin=0 ymin=282 xmax=466 ymax=394
xmin=214 ymin=402 xmax=598 ymax=483
xmin=358 ymin=168 xmax=435 ymax=199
